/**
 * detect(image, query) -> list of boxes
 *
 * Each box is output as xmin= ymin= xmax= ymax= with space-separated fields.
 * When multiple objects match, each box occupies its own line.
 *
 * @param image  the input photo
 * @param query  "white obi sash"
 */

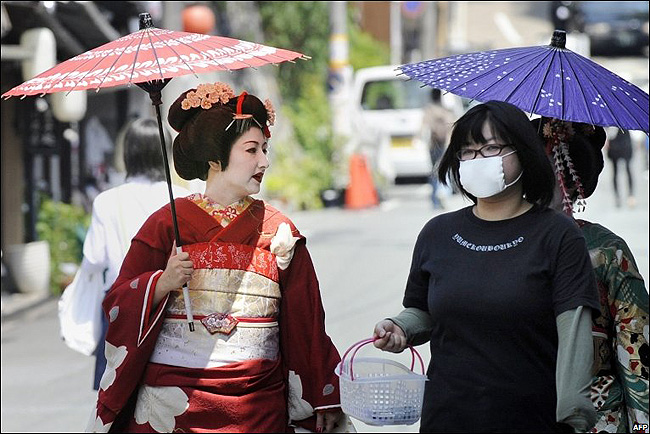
xmin=150 ymin=242 xmax=283 ymax=369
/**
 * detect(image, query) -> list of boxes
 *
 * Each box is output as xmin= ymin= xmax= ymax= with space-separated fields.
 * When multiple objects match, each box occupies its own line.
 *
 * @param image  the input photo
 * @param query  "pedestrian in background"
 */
xmin=372 ymin=101 xmax=599 ymax=432
xmin=60 ymin=117 xmax=190 ymax=390
xmin=533 ymin=116 xmax=649 ymax=433
xmin=420 ymin=88 xmax=454 ymax=209
xmin=606 ymin=127 xmax=635 ymax=208
xmin=87 ymin=82 xmax=346 ymax=433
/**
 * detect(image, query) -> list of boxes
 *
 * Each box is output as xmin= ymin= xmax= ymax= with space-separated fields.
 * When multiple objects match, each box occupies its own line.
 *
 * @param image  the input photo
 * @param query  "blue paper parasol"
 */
xmin=398 ymin=30 xmax=649 ymax=133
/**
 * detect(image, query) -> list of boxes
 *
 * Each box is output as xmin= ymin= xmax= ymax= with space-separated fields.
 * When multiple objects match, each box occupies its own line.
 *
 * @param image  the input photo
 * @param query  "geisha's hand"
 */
xmin=316 ymin=408 xmax=344 ymax=433
xmin=154 ymin=241 xmax=194 ymax=306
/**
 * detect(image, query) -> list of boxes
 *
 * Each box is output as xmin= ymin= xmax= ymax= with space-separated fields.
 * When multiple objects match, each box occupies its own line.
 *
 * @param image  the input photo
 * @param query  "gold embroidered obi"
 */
xmin=150 ymin=242 xmax=281 ymax=369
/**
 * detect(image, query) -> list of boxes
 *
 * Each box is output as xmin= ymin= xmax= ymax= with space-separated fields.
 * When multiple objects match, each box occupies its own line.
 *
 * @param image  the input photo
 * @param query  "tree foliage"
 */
xmin=348 ymin=16 xmax=391 ymax=71
xmin=256 ymin=2 xmax=390 ymax=209
xmin=258 ymin=1 xmax=330 ymax=102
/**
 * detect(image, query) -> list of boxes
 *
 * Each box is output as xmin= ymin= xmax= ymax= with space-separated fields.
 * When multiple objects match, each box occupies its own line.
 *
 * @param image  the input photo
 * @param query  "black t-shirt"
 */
xmin=404 ymin=204 xmax=599 ymax=433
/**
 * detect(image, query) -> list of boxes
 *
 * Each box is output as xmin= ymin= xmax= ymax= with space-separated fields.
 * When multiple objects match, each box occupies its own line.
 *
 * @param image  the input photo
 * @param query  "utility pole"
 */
xmin=328 ymin=1 xmax=352 ymax=138
xmin=390 ymin=1 xmax=402 ymax=64
xmin=448 ymin=1 xmax=468 ymax=54
xmin=421 ymin=1 xmax=438 ymax=60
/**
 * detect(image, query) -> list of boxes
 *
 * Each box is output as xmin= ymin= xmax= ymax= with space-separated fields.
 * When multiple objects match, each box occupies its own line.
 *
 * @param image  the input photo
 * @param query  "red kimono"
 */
xmin=86 ymin=195 xmax=341 ymax=433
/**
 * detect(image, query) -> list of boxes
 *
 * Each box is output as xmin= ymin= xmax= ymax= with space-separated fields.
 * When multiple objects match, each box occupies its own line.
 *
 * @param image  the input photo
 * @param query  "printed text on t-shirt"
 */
xmin=452 ymin=233 xmax=525 ymax=252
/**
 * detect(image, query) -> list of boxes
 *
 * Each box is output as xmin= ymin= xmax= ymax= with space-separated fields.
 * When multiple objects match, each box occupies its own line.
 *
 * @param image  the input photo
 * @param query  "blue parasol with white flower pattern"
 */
xmin=398 ymin=30 xmax=649 ymax=133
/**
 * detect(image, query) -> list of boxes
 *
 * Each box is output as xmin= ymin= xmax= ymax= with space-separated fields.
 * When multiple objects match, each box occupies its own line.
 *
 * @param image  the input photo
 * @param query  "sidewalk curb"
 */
xmin=1 ymin=293 xmax=55 ymax=323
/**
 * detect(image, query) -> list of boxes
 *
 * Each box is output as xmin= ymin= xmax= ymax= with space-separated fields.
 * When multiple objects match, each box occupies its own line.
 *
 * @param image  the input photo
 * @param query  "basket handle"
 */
xmin=339 ymin=338 xmax=374 ymax=376
xmin=340 ymin=338 xmax=425 ymax=380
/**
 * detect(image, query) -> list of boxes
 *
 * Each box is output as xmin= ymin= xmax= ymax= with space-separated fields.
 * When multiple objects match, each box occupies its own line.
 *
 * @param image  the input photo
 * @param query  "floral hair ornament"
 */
xmin=263 ymin=98 xmax=275 ymax=138
xmin=541 ymin=117 xmax=587 ymax=217
xmin=180 ymin=82 xmax=235 ymax=111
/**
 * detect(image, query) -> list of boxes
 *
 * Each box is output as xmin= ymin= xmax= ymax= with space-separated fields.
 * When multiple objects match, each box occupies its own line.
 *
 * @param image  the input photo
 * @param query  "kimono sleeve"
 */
xmin=278 ymin=241 xmax=342 ymax=429
xmin=90 ymin=215 xmax=174 ymax=432
xmin=593 ymin=230 xmax=649 ymax=426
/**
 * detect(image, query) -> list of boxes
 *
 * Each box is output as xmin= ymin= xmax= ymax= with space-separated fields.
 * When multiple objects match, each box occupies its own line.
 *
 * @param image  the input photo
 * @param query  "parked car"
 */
xmin=581 ymin=1 xmax=649 ymax=56
xmin=349 ymin=65 xmax=466 ymax=183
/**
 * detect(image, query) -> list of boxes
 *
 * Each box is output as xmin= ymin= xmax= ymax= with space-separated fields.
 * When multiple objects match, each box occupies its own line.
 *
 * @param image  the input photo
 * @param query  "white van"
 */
xmin=349 ymin=65 xmax=465 ymax=183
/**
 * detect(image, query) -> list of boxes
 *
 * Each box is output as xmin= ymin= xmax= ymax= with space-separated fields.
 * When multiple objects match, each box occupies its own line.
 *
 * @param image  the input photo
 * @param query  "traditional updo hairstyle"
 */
xmin=531 ymin=117 xmax=606 ymax=214
xmin=168 ymin=82 xmax=273 ymax=181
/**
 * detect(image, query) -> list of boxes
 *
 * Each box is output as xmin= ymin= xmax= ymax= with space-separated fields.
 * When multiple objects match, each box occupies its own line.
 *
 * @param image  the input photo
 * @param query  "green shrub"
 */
xmin=35 ymin=196 xmax=90 ymax=294
xmin=263 ymin=71 xmax=351 ymax=210
xmin=265 ymin=138 xmax=336 ymax=211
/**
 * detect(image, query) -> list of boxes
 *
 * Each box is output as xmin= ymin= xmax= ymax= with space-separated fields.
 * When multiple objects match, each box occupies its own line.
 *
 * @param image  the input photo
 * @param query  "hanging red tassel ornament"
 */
xmin=541 ymin=117 xmax=590 ymax=216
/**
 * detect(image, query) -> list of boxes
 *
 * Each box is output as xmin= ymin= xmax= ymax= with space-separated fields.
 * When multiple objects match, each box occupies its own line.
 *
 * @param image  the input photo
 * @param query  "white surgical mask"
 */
xmin=459 ymin=151 xmax=522 ymax=198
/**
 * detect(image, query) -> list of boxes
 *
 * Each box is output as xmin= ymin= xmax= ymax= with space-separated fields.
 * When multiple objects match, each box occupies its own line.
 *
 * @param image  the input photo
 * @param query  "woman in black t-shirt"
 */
xmin=372 ymin=101 xmax=600 ymax=433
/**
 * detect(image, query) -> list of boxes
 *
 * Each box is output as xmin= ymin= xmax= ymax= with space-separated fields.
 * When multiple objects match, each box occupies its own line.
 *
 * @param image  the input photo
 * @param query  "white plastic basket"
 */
xmin=335 ymin=338 xmax=427 ymax=426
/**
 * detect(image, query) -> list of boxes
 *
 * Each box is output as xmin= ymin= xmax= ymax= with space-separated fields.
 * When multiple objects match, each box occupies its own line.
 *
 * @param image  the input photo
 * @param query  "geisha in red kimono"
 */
xmin=85 ymin=83 xmax=345 ymax=433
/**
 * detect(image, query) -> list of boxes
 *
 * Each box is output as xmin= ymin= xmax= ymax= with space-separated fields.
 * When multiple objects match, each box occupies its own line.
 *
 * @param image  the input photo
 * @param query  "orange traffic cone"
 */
xmin=344 ymin=153 xmax=379 ymax=209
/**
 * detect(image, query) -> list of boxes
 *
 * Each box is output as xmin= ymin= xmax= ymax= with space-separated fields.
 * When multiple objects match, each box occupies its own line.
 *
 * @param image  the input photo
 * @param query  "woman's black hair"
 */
xmin=168 ymin=88 xmax=268 ymax=181
xmin=437 ymin=100 xmax=555 ymax=207
xmin=122 ymin=117 xmax=167 ymax=182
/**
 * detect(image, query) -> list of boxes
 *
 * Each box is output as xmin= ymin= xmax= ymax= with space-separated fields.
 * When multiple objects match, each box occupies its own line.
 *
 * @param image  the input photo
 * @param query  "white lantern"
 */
xmin=20 ymin=27 xmax=56 ymax=80
xmin=51 ymin=90 xmax=87 ymax=123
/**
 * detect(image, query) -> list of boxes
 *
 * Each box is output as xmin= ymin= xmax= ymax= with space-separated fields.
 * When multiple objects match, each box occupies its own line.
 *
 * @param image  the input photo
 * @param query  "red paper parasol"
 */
xmin=1 ymin=13 xmax=306 ymax=97
xmin=2 ymin=12 xmax=309 ymax=331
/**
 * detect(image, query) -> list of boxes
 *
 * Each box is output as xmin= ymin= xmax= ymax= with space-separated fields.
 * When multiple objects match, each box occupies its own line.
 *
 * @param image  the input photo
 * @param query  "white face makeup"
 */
xmin=211 ymin=127 xmax=269 ymax=202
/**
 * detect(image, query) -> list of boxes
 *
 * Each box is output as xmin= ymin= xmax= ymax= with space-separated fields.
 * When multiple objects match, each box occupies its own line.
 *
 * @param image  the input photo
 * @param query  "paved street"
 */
xmin=1 ymin=4 xmax=648 ymax=428
xmin=1 ymin=298 xmax=98 ymax=432
xmin=1 ymin=0 xmax=648 ymax=432
xmin=2 ymin=146 xmax=646 ymax=432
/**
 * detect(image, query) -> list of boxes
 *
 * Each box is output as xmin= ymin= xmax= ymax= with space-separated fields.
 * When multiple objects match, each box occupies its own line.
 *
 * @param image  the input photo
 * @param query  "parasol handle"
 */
xmin=150 ymin=97 xmax=182 ymax=245
xmin=138 ymin=79 xmax=196 ymax=332
xmin=177 ymin=249 xmax=195 ymax=333
xmin=155 ymin=100 xmax=195 ymax=332
xmin=156 ymin=101 xmax=195 ymax=332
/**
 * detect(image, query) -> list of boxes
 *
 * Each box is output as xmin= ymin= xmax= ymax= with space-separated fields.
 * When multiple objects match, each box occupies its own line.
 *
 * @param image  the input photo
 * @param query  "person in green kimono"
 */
xmin=532 ymin=117 xmax=649 ymax=432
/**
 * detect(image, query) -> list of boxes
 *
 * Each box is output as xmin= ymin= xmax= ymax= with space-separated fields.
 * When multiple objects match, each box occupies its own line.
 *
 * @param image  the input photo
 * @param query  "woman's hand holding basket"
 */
xmin=373 ymin=320 xmax=407 ymax=353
